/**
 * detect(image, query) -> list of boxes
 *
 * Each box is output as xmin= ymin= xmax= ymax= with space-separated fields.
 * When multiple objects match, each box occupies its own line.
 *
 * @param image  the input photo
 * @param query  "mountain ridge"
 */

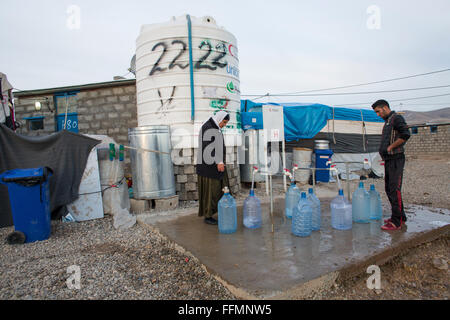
xmin=398 ymin=107 xmax=450 ymax=125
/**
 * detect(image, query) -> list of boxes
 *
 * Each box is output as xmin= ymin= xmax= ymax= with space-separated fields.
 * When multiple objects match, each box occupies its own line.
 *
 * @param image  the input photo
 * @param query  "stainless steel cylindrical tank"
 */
xmin=128 ymin=125 xmax=176 ymax=199
xmin=239 ymin=129 xmax=265 ymax=183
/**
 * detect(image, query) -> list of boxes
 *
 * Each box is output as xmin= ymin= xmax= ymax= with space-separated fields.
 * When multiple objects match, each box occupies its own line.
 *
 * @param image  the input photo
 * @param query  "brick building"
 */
xmin=12 ymin=79 xmax=240 ymax=203
xmin=405 ymin=122 xmax=450 ymax=157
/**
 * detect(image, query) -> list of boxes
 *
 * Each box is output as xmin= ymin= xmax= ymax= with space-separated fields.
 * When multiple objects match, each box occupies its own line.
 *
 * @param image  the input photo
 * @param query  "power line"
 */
xmin=242 ymin=84 xmax=450 ymax=97
xmin=333 ymin=92 xmax=450 ymax=107
xmin=251 ymin=93 xmax=271 ymax=101
xmin=274 ymin=68 xmax=450 ymax=95
xmin=392 ymin=102 xmax=450 ymax=106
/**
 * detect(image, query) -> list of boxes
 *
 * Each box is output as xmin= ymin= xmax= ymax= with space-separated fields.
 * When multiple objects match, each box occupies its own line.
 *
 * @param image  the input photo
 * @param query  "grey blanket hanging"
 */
xmin=0 ymin=124 xmax=100 ymax=227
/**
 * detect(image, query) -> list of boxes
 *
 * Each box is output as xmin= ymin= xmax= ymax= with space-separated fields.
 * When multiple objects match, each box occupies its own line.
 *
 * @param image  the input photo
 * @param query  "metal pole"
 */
xmin=312 ymin=168 xmax=316 ymax=191
xmin=264 ymin=131 xmax=269 ymax=196
xmin=345 ymin=162 xmax=350 ymax=201
xmin=269 ymin=173 xmax=274 ymax=233
xmin=282 ymin=139 xmax=286 ymax=192
xmin=63 ymin=95 xmax=69 ymax=130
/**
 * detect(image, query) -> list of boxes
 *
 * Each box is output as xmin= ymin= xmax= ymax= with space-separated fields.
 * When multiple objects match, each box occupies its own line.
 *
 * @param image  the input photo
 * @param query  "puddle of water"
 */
xmin=154 ymin=196 xmax=450 ymax=295
xmin=428 ymin=221 xmax=449 ymax=227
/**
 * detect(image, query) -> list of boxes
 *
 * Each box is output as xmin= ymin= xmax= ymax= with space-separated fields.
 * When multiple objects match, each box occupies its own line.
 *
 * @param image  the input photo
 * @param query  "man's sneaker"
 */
xmin=381 ymin=221 xmax=402 ymax=230
xmin=204 ymin=217 xmax=218 ymax=225
xmin=383 ymin=218 xmax=406 ymax=226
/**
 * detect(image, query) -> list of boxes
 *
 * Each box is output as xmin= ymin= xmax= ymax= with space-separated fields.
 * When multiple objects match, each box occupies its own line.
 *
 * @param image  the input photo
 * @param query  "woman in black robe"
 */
xmin=196 ymin=110 xmax=231 ymax=225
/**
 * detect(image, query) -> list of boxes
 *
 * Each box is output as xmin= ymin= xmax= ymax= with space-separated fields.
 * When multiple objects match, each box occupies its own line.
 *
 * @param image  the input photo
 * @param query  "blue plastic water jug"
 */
xmin=292 ymin=192 xmax=312 ymax=237
xmin=331 ymin=189 xmax=352 ymax=230
xmin=352 ymin=182 xmax=370 ymax=223
xmin=285 ymin=182 xmax=301 ymax=219
xmin=307 ymin=188 xmax=321 ymax=231
xmin=243 ymin=190 xmax=262 ymax=229
xmin=368 ymin=184 xmax=383 ymax=220
xmin=218 ymin=187 xmax=237 ymax=234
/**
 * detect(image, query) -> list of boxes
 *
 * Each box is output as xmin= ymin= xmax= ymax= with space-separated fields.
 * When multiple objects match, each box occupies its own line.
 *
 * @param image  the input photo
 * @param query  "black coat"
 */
xmin=196 ymin=118 xmax=226 ymax=180
xmin=379 ymin=111 xmax=410 ymax=160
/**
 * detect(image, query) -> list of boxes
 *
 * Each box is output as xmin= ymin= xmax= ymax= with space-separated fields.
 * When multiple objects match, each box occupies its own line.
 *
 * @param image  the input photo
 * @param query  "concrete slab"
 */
xmin=137 ymin=196 xmax=450 ymax=299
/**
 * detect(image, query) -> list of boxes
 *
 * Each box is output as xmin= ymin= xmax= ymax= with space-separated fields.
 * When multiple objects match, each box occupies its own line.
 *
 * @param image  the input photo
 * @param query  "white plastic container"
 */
xmin=331 ymin=189 xmax=352 ymax=230
xmin=293 ymin=147 xmax=312 ymax=183
xmin=135 ymin=15 xmax=241 ymax=150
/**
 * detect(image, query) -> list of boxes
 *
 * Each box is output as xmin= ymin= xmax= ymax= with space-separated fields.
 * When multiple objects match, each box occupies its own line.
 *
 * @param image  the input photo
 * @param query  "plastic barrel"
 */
xmin=292 ymin=147 xmax=312 ymax=183
xmin=0 ymin=167 xmax=53 ymax=243
xmin=314 ymin=149 xmax=333 ymax=182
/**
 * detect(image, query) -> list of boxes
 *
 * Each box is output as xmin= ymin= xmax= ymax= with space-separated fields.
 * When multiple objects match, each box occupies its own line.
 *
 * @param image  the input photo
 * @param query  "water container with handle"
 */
xmin=284 ymin=169 xmax=301 ymax=219
xmin=243 ymin=167 xmax=262 ymax=228
xmin=368 ymin=184 xmax=383 ymax=220
xmin=292 ymin=192 xmax=312 ymax=237
xmin=352 ymin=182 xmax=370 ymax=223
xmin=307 ymin=188 xmax=321 ymax=231
xmin=243 ymin=190 xmax=262 ymax=229
xmin=331 ymin=189 xmax=352 ymax=230
xmin=218 ymin=186 xmax=237 ymax=234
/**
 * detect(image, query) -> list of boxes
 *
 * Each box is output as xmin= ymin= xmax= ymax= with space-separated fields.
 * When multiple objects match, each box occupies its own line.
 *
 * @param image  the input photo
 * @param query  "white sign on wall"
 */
xmin=262 ymin=105 xmax=284 ymax=142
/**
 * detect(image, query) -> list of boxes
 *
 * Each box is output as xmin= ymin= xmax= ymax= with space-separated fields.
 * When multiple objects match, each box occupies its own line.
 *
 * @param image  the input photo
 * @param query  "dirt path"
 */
xmin=319 ymin=235 xmax=449 ymax=300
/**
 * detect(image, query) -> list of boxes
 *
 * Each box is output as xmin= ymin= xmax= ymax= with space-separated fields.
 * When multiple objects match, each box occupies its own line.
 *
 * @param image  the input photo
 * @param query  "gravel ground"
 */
xmin=370 ymin=156 xmax=450 ymax=210
xmin=0 ymin=216 xmax=235 ymax=300
xmin=0 ymin=157 xmax=448 ymax=300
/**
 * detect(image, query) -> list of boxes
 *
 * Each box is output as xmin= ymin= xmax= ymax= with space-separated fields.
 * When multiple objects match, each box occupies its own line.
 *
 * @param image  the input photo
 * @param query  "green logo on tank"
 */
xmin=226 ymin=81 xmax=235 ymax=93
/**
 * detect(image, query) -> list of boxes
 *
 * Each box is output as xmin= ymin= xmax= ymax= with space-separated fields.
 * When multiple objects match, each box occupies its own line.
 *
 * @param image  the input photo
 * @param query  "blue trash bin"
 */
xmin=0 ymin=167 xmax=53 ymax=243
xmin=315 ymin=149 xmax=333 ymax=182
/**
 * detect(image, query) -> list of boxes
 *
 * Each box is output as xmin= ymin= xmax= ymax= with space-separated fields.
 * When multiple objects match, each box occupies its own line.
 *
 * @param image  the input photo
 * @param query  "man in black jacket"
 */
xmin=372 ymin=99 xmax=410 ymax=230
xmin=196 ymin=111 xmax=231 ymax=225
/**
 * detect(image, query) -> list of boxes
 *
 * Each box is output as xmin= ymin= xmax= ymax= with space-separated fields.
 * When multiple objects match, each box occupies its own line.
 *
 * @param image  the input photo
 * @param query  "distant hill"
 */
xmin=400 ymin=107 xmax=450 ymax=125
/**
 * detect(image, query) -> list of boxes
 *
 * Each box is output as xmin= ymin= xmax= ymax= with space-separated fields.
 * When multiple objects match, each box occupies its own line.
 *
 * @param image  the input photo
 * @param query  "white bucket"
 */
xmin=293 ymin=147 xmax=312 ymax=183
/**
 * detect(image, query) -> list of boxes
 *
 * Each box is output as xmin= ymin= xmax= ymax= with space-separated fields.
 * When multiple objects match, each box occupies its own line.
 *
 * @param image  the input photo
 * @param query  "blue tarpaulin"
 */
xmin=240 ymin=100 xmax=383 ymax=141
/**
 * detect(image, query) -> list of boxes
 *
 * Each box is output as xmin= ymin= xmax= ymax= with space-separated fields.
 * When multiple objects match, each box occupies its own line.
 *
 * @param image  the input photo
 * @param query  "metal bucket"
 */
xmin=292 ymin=147 xmax=312 ymax=183
xmin=128 ymin=125 xmax=176 ymax=199
xmin=314 ymin=140 xmax=330 ymax=150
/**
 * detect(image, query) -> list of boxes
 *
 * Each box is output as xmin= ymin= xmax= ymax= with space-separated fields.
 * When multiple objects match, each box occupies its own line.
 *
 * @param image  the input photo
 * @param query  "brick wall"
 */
xmin=14 ymin=94 xmax=56 ymax=136
xmin=173 ymin=146 xmax=241 ymax=203
xmin=14 ymin=83 xmax=137 ymax=171
xmin=405 ymin=124 xmax=450 ymax=157
xmin=13 ymin=81 xmax=241 ymax=202
xmin=75 ymin=85 xmax=137 ymax=172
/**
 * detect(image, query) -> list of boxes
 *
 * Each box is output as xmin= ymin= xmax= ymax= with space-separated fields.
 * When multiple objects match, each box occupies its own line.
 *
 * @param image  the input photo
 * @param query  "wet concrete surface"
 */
xmin=138 ymin=196 xmax=450 ymax=299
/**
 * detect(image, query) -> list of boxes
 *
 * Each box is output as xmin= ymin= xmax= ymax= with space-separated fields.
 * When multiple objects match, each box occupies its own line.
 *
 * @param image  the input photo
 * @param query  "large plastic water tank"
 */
xmin=136 ymin=15 xmax=241 ymax=150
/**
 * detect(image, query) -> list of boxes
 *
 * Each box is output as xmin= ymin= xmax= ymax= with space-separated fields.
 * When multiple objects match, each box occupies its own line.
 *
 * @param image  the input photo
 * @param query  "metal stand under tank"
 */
xmin=128 ymin=125 xmax=176 ymax=199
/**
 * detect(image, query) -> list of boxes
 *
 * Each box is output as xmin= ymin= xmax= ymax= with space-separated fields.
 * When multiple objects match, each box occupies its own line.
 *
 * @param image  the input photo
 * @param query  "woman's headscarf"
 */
xmin=211 ymin=110 xmax=229 ymax=128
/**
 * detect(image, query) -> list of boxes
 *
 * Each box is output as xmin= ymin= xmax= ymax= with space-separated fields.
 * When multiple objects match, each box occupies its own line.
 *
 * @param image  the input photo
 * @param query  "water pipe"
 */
xmin=251 ymin=166 xmax=258 ymax=191
xmin=187 ymin=14 xmax=195 ymax=122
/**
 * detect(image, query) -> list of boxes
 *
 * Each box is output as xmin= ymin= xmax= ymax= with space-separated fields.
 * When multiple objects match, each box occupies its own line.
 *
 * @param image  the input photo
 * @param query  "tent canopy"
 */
xmin=240 ymin=100 xmax=384 ymax=141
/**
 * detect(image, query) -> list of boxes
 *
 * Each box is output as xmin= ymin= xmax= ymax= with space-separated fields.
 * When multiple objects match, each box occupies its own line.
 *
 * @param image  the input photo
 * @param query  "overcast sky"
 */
xmin=1 ymin=0 xmax=450 ymax=111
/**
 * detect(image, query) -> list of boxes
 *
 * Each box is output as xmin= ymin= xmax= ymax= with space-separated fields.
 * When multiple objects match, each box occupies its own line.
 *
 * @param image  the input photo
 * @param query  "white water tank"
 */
xmin=135 ymin=15 xmax=241 ymax=149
